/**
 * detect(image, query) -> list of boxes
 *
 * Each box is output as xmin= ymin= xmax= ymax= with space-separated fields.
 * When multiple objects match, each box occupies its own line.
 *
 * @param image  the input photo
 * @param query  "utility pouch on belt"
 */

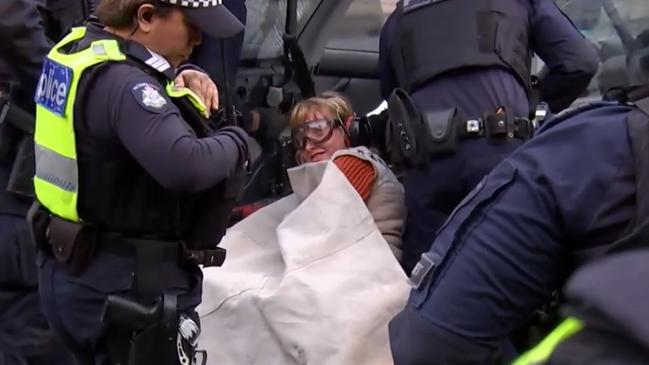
xmin=420 ymin=107 xmax=459 ymax=155
xmin=46 ymin=215 xmax=96 ymax=273
xmin=387 ymin=88 xmax=424 ymax=167
xmin=387 ymin=88 xmax=459 ymax=167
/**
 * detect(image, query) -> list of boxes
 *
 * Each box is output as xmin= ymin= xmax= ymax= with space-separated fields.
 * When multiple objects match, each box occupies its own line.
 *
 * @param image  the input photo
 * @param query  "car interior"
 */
xmin=231 ymin=0 xmax=649 ymax=209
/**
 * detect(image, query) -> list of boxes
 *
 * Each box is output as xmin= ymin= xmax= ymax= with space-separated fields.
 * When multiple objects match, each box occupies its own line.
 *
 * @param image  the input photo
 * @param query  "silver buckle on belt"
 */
xmin=466 ymin=119 xmax=482 ymax=134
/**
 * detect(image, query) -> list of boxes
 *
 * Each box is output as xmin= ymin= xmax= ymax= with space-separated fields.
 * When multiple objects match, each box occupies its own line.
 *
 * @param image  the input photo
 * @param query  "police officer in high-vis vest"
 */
xmin=379 ymin=0 xmax=600 ymax=274
xmin=388 ymin=24 xmax=649 ymax=365
xmin=30 ymin=0 xmax=249 ymax=364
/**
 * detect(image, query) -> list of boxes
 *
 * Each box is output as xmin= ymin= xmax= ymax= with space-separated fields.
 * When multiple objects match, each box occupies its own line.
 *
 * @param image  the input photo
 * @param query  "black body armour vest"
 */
xmin=393 ymin=0 xmax=532 ymax=93
xmin=71 ymin=30 xmax=243 ymax=249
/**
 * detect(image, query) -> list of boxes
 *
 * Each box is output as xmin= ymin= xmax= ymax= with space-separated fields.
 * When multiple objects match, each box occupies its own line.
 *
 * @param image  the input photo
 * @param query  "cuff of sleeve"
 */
xmin=176 ymin=63 xmax=209 ymax=77
xmin=219 ymin=126 xmax=251 ymax=167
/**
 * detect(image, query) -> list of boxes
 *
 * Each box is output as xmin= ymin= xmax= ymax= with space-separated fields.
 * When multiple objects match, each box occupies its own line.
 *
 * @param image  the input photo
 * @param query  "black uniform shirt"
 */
xmin=78 ymin=28 xmax=249 ymax=195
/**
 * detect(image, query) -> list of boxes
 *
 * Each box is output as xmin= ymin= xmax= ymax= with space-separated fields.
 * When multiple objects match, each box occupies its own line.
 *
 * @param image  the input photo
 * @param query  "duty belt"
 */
xmin=456 ymin=114 xmax=535 ymax=140
xmin=387 ymin=89 xmax=536 ymax=167
xmin=44 ymin=214 xmax=226 ymax=269
xmin=98 ymin=233 xmax=226 ymax=268
xmin=43 ymin=214 xmax=225 ymax=303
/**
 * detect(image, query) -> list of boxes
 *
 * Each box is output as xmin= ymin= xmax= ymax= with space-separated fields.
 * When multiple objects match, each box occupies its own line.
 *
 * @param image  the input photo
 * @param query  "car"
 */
xmin=230 ymin=0 xmax=649 ymax=219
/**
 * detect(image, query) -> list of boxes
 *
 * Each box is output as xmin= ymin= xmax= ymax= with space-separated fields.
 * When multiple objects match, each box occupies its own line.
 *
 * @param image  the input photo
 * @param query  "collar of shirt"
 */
xmin=144 ymin=48 xmax=173 ymax=75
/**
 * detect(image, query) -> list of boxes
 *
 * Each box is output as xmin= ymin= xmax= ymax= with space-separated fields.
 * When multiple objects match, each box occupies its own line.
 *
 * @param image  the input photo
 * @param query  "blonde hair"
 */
xmin=289 ymin=91 xmax=354 ymax=129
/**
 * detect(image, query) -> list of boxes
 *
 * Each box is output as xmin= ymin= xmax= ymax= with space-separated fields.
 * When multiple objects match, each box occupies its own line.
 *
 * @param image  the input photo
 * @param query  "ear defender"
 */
xmin=344 ymin=115 xmax=372 ymax=148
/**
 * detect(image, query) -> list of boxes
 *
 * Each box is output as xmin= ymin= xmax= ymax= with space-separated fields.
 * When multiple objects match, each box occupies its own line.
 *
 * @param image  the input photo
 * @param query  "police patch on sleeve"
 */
xmin=131 ymin=82 xmax=168 ymax=113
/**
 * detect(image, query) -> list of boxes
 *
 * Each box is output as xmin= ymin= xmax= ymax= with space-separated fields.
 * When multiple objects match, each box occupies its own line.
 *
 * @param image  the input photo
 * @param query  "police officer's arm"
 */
xmin=94 ymin=66 xmax=249 ymax=193
xmin=530 ymin=0 xmax=599 ymax=113
xmin=378 ymin=10 xmax=399 ymax=101
xmin=390 ymin=109 xmax=633 ymax=363
xmin=0 ymin=0 xmax=52 ymax=98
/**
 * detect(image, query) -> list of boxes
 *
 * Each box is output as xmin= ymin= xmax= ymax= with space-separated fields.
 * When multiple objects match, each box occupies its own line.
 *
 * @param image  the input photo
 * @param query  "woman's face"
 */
xmin=296 ymin=109 xmax=349 ymax=163
xmin=143 ymin=7 xmax=202 ymax=67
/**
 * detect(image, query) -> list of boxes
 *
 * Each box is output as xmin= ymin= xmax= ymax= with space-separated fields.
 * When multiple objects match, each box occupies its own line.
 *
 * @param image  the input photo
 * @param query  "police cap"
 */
xmin=158 ymin=0 xmax=244 ymax=39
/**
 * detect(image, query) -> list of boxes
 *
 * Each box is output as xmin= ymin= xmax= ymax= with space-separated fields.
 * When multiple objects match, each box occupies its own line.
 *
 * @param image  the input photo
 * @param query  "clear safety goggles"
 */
xmin=291 ymin=118 xmax=345 ymax=150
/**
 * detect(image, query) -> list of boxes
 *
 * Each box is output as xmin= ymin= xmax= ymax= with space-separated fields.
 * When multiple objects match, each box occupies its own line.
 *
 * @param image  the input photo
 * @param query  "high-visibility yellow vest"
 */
xmin=34 ymin=26 xmax=208 ymax=222
xmin=512 ymin=317 xmax=584 ymax=365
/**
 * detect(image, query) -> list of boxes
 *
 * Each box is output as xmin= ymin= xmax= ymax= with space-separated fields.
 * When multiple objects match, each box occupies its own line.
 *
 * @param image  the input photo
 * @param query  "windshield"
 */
xmin=241 ymin=0 xmax=649 ymax=104
xmin=242 ymin=0 xmax=322 ymax=60
xmin=556 ymin=0 xmax=649 ymax=101
xmin=326 ymin=0 xmax=398 ymax=52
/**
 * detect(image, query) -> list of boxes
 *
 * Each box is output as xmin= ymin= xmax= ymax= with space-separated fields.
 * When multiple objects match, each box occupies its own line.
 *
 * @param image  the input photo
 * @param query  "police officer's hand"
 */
xmin=174 ymin=70 xmax=219 ymax=114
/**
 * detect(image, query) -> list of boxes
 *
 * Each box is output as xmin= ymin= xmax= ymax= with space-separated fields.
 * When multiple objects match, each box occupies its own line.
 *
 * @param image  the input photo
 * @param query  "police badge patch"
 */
xmin=131 ymin=82 xmax=168 ymax=113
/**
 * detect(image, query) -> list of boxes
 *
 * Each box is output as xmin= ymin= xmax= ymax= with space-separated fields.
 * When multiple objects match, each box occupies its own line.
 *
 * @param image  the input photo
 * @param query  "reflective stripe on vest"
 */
xmin=34 ymin=27 xmax=207 ymax=222
xmin=512 ymin=318 xmax=584 ymax=365
xmin=165 ymin=83 xmax=208 ymax=118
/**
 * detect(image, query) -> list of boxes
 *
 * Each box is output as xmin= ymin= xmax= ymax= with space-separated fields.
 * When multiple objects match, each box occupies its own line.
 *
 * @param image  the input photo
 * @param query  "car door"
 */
xmin=235 ymin=0 xmax=395 ymax=117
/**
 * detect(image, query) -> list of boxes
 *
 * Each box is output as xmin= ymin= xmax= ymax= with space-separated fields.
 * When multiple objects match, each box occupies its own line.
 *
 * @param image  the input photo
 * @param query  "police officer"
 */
xmin=0 ymin=1 xmax=91 ymax=364
xmin=388 ymin=25 xmax=649 ymax=365
xmin=31 ymin=0 xmax=249 ymax=363
xmin=190 ymin=0 xmax=287 ymax=152
xmin=379 ymin=0 xmax=600 ymax=274
xmin=191 ymin=0 xmax=246 ymax=93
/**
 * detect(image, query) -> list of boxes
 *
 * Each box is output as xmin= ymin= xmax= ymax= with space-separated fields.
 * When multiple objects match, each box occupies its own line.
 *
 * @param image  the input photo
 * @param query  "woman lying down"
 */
xmin=195 ymin=92 xmax=410 ymax=365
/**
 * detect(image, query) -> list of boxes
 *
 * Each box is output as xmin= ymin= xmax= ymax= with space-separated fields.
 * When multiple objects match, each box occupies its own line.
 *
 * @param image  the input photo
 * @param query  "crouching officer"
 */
xmin=514 ymin=249 xmax=649 ymax=365
xmin=388 ymin=26 xmax=649 ymax=364
xmin=29 ymin=0 xmax=249 ymax=364
xmin=379 ymin=0 xmax=599 ymax=274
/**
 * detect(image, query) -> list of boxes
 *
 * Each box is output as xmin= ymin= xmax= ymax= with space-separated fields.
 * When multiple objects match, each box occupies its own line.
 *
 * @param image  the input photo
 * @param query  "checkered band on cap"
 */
xmin=163 ymin=0 xmax=222 ymax=8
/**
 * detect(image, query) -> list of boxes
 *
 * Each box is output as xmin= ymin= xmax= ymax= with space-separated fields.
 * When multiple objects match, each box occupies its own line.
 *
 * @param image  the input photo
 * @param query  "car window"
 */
xmin=554 ymin=0 xmax=649 ymax=103
xmin=242 ymin=0 xmax=322 ymax=60
xmin=325 ymin=0 xmax=399 ymax=52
